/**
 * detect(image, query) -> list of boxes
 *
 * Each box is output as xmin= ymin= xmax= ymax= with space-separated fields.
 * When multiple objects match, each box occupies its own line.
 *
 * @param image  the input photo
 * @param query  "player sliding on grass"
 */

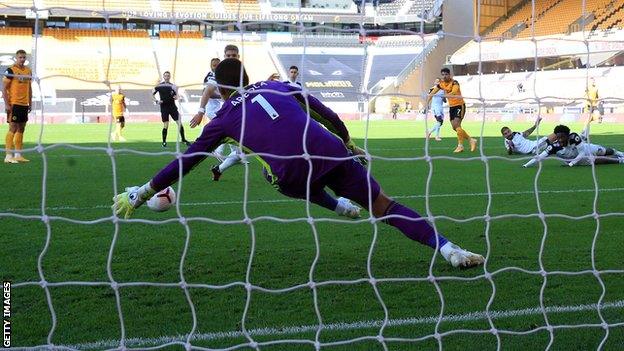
xmin=113 ymin=59 xmax=484 ymax=269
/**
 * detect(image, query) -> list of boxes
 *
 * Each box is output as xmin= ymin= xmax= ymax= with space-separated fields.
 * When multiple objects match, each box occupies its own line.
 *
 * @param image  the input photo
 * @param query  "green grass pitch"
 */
xmin=1 ymin=121 xmax=623 ymax=350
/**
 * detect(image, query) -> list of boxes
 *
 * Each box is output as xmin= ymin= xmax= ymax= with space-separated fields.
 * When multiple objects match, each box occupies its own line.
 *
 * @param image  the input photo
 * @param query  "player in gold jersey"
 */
xmin=427 ymin=68 xmax=477 ymax=153
xmin=585 ymin=78 xmax=602 ymax=125
xmin=3 ymin=49 xmax=32 ymax=163
xmin=111 ymin=86 xmax=127 ymax=142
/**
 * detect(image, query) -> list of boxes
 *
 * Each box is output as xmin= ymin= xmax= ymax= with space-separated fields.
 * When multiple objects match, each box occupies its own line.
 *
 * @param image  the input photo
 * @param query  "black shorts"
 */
xmin=448 ymin=104 xmax=465 ymax=121
xmin=160 ymin=105 xmax=179 ymax=122
xmin=115 ymin=116 xmax=125 ymax=123
xmin=8 ymin=104 xmax=29 ymax=123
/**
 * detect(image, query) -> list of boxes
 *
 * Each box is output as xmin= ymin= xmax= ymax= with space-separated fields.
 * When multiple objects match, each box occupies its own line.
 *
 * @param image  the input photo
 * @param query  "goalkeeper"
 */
xmin=113 ymin=59 xmax=484 ymax=269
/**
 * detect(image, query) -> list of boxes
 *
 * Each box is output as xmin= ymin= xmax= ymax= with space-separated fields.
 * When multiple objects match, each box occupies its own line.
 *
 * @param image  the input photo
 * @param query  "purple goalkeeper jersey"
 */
xmin=151 ymin=81 xmax=352 ymax=191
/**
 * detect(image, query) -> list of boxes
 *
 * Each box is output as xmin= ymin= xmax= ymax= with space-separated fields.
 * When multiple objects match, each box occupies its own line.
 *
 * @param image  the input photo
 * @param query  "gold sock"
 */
xmin=455 ymin=128 xmax=464 ymax=144
xmin=456 ymin=127 xmax=470 ymax=143
xmin=14 ymin=132 xmax=23 ymax=151
xmin=5 ymin=131 xmax=15 ymax=155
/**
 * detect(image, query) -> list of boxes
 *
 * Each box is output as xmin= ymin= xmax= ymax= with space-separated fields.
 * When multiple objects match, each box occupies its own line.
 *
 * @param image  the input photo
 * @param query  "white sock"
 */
xmin=439 ymin=242 xmax=459 ymax=261
xmin=219 ymin=153 xmax=241 ymax=173
xmin=5 ymin=153 xmax=13 ymax=159
xmin=215 ymin=144 xmax=226 ymax=157
xmin=432 ymin=121 xmax=442 ymax=137
xmin=14 ymin=152 xmax=21 ymax=158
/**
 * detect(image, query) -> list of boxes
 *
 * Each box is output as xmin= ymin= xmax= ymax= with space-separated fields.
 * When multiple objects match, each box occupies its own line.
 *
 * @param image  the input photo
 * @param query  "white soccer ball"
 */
xmin=146 ymin=187 xmax=176 ymax=212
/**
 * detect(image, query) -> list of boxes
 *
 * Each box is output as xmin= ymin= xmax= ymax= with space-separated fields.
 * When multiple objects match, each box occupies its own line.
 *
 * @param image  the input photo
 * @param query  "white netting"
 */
xmin=2 ymin=0 xmax=624 ymax=349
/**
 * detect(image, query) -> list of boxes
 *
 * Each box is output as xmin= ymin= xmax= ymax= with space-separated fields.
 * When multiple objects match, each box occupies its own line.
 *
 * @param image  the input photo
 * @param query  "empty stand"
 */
xmin=407 ymin=0 xmax=434 ymax=15
xmin=454 ymin=67 xmax=624 ymax=108
xmin=377 ymin=0 xmax=405 ymax=16
xmin=275 ymin=48 xmax=365 ymax=102
xmin=156 ymin=36 xmax=218 ymax=88
xmin=223 ymin=0 xmax=261 ymax=14
xmin=39 ymin=29 xmax=158 ymax=90
xmin=367 ymin=53 xmax=415 ymax=89
xmin=159 ymin=30 xmax=203 ymax=39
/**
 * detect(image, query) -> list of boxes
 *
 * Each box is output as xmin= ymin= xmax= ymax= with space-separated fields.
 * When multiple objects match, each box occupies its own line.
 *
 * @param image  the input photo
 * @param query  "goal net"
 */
xmin=1 ymin=0 xmax=623 ymax=349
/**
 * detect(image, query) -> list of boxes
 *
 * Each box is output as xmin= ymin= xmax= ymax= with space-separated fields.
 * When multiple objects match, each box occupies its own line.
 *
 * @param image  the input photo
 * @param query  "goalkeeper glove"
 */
xmin=112 ymin=183 xmax=155 ymax=219
xmin=345 ymin=139 xmax=368 ymax=166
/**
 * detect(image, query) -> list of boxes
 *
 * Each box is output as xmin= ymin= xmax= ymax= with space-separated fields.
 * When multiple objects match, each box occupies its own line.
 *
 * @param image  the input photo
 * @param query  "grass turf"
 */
xmin=1 ymin=121 xmax=623 ymax=350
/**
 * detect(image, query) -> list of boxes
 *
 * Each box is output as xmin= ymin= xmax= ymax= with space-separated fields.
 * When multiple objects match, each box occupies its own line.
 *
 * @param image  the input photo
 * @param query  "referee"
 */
xmin=152 ymin=71 xmax=190 ymax=147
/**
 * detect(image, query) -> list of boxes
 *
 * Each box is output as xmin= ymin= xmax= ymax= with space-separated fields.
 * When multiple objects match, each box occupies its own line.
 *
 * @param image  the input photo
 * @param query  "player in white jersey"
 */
xmin=523 ymin=125 xmax=622 ymax=167
xmin=190 ymin=45 xmax=246 ymax=178
xmin=560 ymin=130 xmax=624 ymax=167
xmin=202 ymin=58 xmax=223 ymax=120
xmin=501 ymin=118 xmax=551 ymax=155
xmin=426 ymin=78 xmax=445 ymax=141
xmin=284 ymin=65 xmax=302 ymax=88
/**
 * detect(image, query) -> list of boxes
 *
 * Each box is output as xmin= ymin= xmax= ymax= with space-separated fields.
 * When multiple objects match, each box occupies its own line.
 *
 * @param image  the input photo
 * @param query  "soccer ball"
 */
xmin=146 ymin=187 xmax=176 ymax=212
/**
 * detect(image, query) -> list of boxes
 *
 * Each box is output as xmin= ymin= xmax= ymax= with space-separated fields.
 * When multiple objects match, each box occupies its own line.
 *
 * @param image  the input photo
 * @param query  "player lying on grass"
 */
xmin=501 ymin=118 xmax=554 ymax=155
xmin=113 ymin=58 xmax=484 ymax=269
xmin=557 ymin=128 xmax=624 ymax=167
xmin=522 ymin=125 xmax=623 ymax=167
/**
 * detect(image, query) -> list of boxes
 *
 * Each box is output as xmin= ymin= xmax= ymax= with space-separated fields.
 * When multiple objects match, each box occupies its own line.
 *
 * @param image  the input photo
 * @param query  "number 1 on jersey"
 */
xmin=252 ymin=94 xmax=280 ymax=120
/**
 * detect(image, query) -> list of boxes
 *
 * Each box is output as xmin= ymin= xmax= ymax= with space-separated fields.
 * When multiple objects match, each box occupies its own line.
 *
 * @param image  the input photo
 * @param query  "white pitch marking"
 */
xmin=60 ymin=299 xmax=624 ymax=350
xmin=2 ymin=188 xmax=623 ymax=213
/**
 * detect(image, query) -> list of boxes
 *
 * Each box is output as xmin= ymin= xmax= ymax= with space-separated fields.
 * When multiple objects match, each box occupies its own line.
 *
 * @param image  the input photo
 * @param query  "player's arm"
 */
xmin=3 ymin=68 xmax=13 ymax=114
xmin=152 ymin=87 xmax=161 ymax=104
xmin=504 ymin=139 xmax=514 ymax=155
xmin=294 ymin=90 xmax=350 ymax=142
xmin=293 ymin=89 xmax=367 ymax=161
xmin=426 ymin=85 xmax=441 ymax=107
xmin=449 ymin=81 xmax=462 ymax=98
xmin=28 ymin=78 xmax=32 ymax=111
xmin=113 ymin=117 xmax=226 ymax=218
xmin=191 ymin=83 xmax=220 ymax=128
xmin=522 ymin=117 xmax=542 ymax=138
xmin=172 ymin=84 xmax=178 ymax=100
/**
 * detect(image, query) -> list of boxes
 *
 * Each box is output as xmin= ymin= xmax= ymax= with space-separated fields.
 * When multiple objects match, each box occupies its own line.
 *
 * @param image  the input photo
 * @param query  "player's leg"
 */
xmin=211 ymin=149 xmax=241 ymax=181
xmin=450 ymin=114 xmax=464 ymax=152
xmin=4 ymin=119 xmax=17 ymax=163
xmin=275 ymin=179 xmax=359 ymax=219
xmin=601 ymin=146 xmax=624 ymax=158
xmin=451 ymin=105 xmax=476 ymax=153
xmin=433 ymin=115 xmax=443 ymax=140
xmin=324 ymin=160 xmax=483 ymax=267
xmin=594 ymin=158 xmax=622 ymax=165
xmin=12 ymin=106 xmax=29 ymax=162
xmin=213 ymin=143 xmax=226 ymax=161
xmin=170 ymin=109 xmax=190 ymax=146
xmin=161 ymin=107 xmax=169 ymax=147
xmin=118 ymin=117 xmax=126 ymax=142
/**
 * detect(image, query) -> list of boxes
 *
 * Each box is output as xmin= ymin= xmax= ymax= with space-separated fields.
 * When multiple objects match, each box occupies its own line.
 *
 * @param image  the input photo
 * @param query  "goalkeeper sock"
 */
xmin=5 ymin=131 xmax=14 ymax=156
xmin=310 ymin=190 xmax=338 ymax=211
xmin=179 ymin=125 xmax=187 ymax=142
xmin=383 ymin=201 xmax=448 ymax=249
xmin=162 ymin=128 xmax=168 ymax=144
